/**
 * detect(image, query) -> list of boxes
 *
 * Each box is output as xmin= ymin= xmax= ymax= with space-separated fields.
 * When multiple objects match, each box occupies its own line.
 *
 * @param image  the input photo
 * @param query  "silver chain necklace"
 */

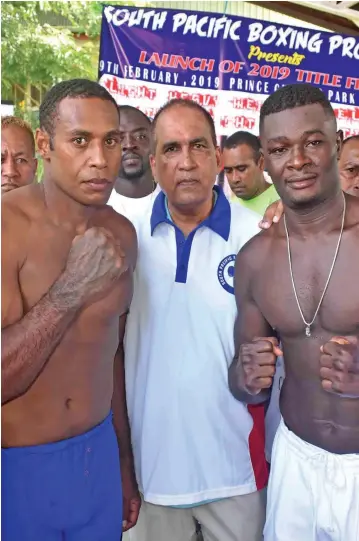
xmin=284 ymin=193 xmax=346 ymax=337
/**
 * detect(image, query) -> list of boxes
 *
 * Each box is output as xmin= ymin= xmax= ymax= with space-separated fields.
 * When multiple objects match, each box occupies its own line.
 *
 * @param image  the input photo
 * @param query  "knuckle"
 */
xmin=243 ymin=363 xmax=254 ymax=377
xmin=240 ymin=344 xmax=250 ymax=356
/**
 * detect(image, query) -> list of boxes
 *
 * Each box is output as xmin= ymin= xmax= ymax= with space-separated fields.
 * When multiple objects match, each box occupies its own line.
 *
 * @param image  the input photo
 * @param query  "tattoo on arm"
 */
xmin=2 ymin=293 xmax=78 ymax=404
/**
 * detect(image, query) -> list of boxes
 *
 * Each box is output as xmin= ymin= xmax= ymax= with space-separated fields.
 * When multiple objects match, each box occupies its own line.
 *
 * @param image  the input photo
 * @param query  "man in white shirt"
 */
xmin=125 ymin=98 xmax=267 ymax=541
xmin=108 ymin=106 xmax=160 ymax=223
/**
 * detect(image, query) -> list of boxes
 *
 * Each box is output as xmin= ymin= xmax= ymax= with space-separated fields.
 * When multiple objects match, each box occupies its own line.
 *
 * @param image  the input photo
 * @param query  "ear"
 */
xmin=258 ymin=152 xmax=265 ymax=172
xmin=150 ymin=153 xmax=156 ymax=179
xmin=336 ymin=130 xmax=343 ymax=160
xmin=215 ymin=146 xmax=222 ymax=174
xmin=33 ymin=158 xmax=38 ymax=175
xmin=36 ymin=128 xmax=51 ymax=162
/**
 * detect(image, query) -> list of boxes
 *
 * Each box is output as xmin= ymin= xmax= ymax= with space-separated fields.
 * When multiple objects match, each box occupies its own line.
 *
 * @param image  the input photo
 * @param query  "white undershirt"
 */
xmin=107 ymin=184 xmax=161 ymax=225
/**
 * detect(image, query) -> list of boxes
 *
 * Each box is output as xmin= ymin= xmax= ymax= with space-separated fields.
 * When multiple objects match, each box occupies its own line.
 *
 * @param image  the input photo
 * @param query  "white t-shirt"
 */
xmin=124 ymin=186 xmax=269 ymax=506
xmin=107 ymin=184 xmax=161 ymax=225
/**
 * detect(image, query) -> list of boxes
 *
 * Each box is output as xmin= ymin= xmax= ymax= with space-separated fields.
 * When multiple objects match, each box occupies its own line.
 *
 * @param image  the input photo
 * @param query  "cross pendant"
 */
xmin=305 ymin=325 xmax=311 ymax=337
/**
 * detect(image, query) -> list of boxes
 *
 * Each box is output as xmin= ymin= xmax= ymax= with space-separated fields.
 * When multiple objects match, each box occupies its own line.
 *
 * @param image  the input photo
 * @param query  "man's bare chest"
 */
xmin=254 ymin=237 xmax=359 ymax=338
xmin=19 ymin=223 xmax=126 ymax=321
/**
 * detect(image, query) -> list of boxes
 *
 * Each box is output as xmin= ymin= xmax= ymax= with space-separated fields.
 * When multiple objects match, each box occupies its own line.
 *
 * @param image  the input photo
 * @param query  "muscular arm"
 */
xmin=1 ymin=209 xmax=79 ymax=405
xmin=111 ymin=214 xmax=137 ymax=473
xmin=111 ymin=222 xmax=140 ymax=530
xmin=112 ymin=312 xmax=136 ymax=472
xmin=228 ymin=241 xmax=275 ymax=404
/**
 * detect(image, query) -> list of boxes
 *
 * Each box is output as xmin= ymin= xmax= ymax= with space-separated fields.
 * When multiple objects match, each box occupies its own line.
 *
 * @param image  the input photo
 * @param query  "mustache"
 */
xmin=122 ymin=152 xmax=142 ymax=161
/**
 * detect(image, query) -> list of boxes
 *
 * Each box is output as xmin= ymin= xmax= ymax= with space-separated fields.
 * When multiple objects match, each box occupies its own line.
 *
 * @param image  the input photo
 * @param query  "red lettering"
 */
xmin=139 ymin=50 xmax=147 ymax=63
xmin=220 ymin=116 xmax=229 ymax=128
xmin=200 ymin=59 xmax=215 ymax=72
xmin=219 ymin=60 xmax=234 ymax=73
xmin=332 ymin=75 xmax=342 ymax=87
xmin=345 ymin=77 xmax=359 ymax=90
xmin=233 ymin=61 xmax=245 ymax=74
xmin=148 ymin=52 xmax=162 ymax=67
xmin=189 ymin=58 xmax=202 ymax=71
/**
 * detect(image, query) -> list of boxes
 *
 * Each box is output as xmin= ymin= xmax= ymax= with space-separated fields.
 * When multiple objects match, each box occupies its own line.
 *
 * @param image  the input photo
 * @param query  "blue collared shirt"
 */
xmin=150 ymin=186 xmax=231 ymax=283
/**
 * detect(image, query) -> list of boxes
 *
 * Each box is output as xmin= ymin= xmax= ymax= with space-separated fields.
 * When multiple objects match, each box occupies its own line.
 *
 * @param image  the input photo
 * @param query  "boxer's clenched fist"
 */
xmin=320 ymin=336 xmax=359 ymax=398
xmin=235 ymin=337 xmax=283 ymax=396
xmin=52 ymin=227 xmax=128 ymax=308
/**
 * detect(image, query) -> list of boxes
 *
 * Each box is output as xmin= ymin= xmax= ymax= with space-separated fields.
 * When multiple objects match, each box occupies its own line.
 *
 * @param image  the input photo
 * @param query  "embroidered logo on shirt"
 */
xmin=217 ymin=254 xmax=236 ymax=294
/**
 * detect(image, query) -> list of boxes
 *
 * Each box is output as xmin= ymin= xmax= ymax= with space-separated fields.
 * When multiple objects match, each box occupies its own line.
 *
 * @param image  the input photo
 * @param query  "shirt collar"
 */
xmin=150 ymin=185 xmax=231 ymax=241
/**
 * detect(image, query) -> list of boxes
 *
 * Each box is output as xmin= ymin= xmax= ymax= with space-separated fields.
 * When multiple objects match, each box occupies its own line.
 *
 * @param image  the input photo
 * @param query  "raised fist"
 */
xmin=56 ymin=227 xmax=128 ymax=306
xmin=320 ymin=336 xmax=359 ymax=398
xmin=236 ymin=337 xmax=283 ymax=396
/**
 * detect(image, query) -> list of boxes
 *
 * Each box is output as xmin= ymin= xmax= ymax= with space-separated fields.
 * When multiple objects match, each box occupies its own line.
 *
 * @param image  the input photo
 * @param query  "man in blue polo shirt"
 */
xmin=124 ymin=99 xmax=267 ymax=541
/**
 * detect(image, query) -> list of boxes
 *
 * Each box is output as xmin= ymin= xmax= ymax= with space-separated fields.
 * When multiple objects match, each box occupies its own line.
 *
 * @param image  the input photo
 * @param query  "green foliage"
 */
xmin=1 ymin=0 xmax=139 ymax=181
xmin=1 ymin=0 xmax=135 ymax=95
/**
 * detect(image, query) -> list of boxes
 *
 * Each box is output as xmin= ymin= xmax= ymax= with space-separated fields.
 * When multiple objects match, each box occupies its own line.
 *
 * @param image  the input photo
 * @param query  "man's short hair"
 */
xmin=342 ymin=134 xmax=359 ymax=147
xmin=1 ymin=115 xmax=35 ymax=155
xmin=118 ymin=105 xmax=152 ymax=125
xmin=151 ymin=99 xmax=217 ymax=150
xmin=39 ymin=79 xmax=119 ymax=142
xmin=223 ymin=131 xmax=261 ymax=163
xmin=259 ymin=83 xmax=336 ymax=130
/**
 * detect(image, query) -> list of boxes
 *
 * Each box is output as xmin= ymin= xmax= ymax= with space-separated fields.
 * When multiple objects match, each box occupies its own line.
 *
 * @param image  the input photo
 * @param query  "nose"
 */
xmin=89 ymin=142 xmax=107 ymax=170
xmin=231 ymin=169 xmax=243 ymax=183
xmin=2 ymin=156 xmax=19 ymax=179
xmin=122 ymin=133 xmax=137 ymax=151
xmin=288 ymin=146 xmax=311 ymax=170
xmin=179 ymin=147 xmax=196 ymax=171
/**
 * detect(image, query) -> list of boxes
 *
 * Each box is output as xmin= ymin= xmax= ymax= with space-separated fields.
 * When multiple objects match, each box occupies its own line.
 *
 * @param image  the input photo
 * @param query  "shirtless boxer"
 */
xmin=229 ymin=84 xmax=359 ymax=541
xmin=2 ymin=79 xmax=140 ymax=540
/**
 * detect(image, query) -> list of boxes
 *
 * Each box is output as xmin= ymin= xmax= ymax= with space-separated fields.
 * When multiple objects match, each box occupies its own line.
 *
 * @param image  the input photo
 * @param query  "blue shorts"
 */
xmin=2 ymin=412 xmax=123 ymax=540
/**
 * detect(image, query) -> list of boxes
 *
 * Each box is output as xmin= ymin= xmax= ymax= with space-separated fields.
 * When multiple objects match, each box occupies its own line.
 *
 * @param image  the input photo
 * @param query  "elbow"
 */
xmin=1 ymin=364 xmax=28 ymax=405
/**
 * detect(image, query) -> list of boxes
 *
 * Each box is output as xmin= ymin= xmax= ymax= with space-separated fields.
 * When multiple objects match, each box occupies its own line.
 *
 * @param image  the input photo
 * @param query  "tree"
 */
xmin=1 ymin=1 xmax=132 ymax=97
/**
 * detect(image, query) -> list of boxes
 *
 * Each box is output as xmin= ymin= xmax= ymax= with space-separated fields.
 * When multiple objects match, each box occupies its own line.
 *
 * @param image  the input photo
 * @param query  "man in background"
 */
xmin=1 ymin=116 xmax=37 ymax=194
xmin=223 ymin=131 xmax=279 ymax=215
xmin=108 ymin=105 xmax=160 ymax=224
xmin=339 ymin=135 xmax=359 ymax=197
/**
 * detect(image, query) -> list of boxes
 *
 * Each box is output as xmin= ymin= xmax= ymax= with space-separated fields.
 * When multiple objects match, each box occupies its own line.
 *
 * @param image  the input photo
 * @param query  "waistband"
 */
xmin=278 ymin=418 xmax=359 ymax=469
xmin=2 ymin=411 xmax=113 ymax=456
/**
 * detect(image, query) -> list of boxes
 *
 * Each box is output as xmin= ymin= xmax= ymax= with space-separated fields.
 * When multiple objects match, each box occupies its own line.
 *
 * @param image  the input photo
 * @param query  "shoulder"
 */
xmin=236 ymin=221 xmax=277 ymax=272
xmin=230 ymin=201 xmax=261 ymax=224
xmin=2 ymin=185 xmax=42 ymax=270
xmin=2 ymin=185 xmax=38 ymax=236
xmin=229 ymin=201 xmax=261 ymax=242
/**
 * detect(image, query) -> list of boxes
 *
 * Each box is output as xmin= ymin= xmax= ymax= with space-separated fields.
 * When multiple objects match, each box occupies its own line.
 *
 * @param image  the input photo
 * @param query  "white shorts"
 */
xmin=264 ymin=419 xmax=359 ymax=541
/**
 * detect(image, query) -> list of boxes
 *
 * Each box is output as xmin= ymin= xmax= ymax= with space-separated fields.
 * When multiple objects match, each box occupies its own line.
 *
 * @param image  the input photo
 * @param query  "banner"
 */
xmin=99 ymin=5 xmax=359 ymax=138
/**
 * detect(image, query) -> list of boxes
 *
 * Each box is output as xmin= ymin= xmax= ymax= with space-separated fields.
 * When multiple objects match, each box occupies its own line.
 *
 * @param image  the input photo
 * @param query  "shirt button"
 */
xmin=87 ymin=447 xmax=91 ymax=453
xmin=84 ymin=470 xmax=89 ymax=476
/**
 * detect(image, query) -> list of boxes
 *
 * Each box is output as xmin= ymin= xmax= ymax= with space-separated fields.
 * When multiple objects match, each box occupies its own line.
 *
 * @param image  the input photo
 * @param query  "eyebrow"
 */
xmin=162 ymin=137 xmax=208 ymax=148
xmin=343 ymin=161 xmax=359 ymax=167
xmin=267 ymin=130 xmax=326 ymax=144
xmin=1 ymin=150 xmax=28 ymax=158
xmin=120 ymin=127 xmax=147 ymax=133
xmin=224 ymin=163 xmax=248 ymax=168
xmin=68 ymin=129 xmax=121 ymax=137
